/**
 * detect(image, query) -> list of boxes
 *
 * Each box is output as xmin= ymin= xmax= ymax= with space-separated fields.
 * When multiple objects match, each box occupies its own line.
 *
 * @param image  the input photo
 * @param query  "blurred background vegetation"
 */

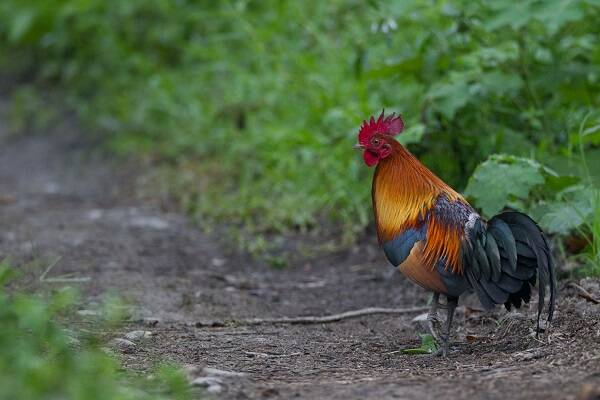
xmin=0 ymin=2 xmax=599 ymax=396
xmin=1 ymin=0 xmax=599 ymax=274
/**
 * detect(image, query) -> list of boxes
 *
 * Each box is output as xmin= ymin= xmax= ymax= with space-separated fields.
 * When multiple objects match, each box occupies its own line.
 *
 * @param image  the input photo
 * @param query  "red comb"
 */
xmin=358 ymin=111 xmax=404 ymax=145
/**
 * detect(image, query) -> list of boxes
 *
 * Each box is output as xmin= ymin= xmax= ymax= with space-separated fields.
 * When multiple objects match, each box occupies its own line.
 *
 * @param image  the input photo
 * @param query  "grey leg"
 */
xmin=439 ymin=296 xmax=458 ymax=356
xmin=427 ymin=292 xmax=443 ymax=345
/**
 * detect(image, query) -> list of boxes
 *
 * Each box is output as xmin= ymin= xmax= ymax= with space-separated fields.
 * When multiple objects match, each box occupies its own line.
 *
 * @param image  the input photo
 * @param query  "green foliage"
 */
xmin=538 ymin=187 xmax=600 ymax=276
xmin=584 ymin=192 xmax=600 ymax=275
xmin=465 ymin=150 xmax=600 ymax=275
xmin=0 ymin=0 xmax=599 ymax=250
xmin=535 ymin=186 xmax=598 ymax=235
xmin=465 ymin=155 xmax=547 ymax=217
xmin=463 ymin=106 xmax=600 ymax=275
xmin=0 ymin=262 xmax=191 ymax=400
xmin=6 ymin=86 xmax=58 ymax=136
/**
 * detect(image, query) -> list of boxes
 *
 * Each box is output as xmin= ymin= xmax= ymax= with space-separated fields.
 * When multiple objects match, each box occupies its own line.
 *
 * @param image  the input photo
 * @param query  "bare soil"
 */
xmin=1 ymin=101 xmax=599 ymax=400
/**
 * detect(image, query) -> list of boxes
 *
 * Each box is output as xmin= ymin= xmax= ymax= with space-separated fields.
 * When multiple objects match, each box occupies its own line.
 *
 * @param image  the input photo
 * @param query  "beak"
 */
xmin=353 ymin=143 xmax=364 ymax=150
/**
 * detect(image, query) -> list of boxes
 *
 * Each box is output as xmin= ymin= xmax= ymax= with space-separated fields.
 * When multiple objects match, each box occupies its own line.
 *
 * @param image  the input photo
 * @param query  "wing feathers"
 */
xmin=488 ymin=219 xmax=517 ymax=271
xmin=382 ymin=226 xmax=426 ymax=267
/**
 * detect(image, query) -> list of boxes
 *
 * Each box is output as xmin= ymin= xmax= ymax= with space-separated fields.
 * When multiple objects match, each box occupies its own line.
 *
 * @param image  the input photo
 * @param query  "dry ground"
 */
xmin=0 ymin=101 xmax=599 ymax=399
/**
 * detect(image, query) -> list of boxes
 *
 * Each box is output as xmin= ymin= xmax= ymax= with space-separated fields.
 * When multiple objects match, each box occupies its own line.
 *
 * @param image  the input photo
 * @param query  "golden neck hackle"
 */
xmin=372 ymin=141 xmax=465 ymax=272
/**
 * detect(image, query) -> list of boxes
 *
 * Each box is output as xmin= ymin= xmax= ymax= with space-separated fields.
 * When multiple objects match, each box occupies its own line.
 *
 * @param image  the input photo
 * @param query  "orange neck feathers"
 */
xmin=372 ymin=140 xmax=466 ymax=272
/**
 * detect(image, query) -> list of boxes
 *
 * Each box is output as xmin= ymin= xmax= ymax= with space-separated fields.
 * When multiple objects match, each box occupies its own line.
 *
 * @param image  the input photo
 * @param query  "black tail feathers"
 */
xmin=491 ymin=212 xmax=556 ymax=333
xmin=458 ymin=210 xmax=556 ymax=334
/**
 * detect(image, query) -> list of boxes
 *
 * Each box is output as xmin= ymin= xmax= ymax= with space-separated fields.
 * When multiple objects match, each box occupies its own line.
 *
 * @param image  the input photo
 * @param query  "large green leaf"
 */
xmin=537 ymin=186 xmax=598 ymax=234
xmin=8 ymin=10 xmax=37 ymax=43
xmin=486 ymin=0 xmax=585 ymax=33
xmin=464 ymin=154 xmax=546 ymax=217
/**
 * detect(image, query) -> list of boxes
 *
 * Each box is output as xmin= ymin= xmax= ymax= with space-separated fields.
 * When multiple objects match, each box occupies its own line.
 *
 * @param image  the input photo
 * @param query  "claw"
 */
xmin=438 ymin=296 xmax=458 ymax=357
xmin=427 ymin=318 xmax=442 ymax=343
xmin=426 ymin=310 xmax=443 ymax=346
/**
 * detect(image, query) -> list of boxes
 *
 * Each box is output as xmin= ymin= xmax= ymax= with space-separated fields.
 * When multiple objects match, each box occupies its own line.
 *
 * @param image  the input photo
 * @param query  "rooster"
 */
xmin=355 ymin=111 xmax=556 ymax=355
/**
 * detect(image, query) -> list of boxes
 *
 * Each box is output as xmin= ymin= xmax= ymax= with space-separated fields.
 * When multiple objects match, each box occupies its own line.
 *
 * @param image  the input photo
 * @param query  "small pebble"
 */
xmin=129 ymin=216 xmax=169 ymax=230
xmin=206 ymin=384 xmax=223 ymax=394
xmin=125 ymin=330 xmax=152 ymax=341
xmin=66 ymin=336 xmax=81 ymax=346
xmin=211 ymin=258 xmax=227 ymax=267
xmin=195 ymin=319 xmax=226 ymax=328
xmin=110 ymin=338 xmax=137 ymax=354
xmin=77 ymin=309 xmax=101 ymax=317
xmin=190 ymin=376 xmax=222 ymax=387
xmin=183 ymin=364 xmax=201 ymax=378
xmin=86 ymin=209 xmax=103 ymax=220
xmin=142 ymin=317 xmax=161 ymax=327
xmin=4 ymin=232 xmax=16 ymax=241
xmin=203 ymin=367 xmax=247 ymax=377
xmin=44 ymin=182 xmax=60 ymax=194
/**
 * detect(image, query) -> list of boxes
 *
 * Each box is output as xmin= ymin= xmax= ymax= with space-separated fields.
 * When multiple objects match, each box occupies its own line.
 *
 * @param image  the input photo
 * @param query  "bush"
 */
xmin=0 ymin=1 xmax=599 ymax=258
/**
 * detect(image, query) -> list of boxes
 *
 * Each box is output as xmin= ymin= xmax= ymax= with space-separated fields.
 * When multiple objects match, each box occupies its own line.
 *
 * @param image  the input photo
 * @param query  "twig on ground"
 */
xmin=244 ymin=351 xmax=302 ymax=358
xmin=383 ymin=350 xmax=403 ymax=355
xmin=196 ymin=306 xmax=429 ymax=327
xmin=39 ymin=256 xmax=91 ymax=283
xmin=568 ymin=282 xmax=600 ymax=304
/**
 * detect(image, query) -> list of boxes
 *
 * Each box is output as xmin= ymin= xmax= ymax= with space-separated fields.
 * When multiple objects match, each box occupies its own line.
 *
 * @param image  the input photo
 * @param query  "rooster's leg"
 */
xmin=438 ymin=296 xmax=458 ymax=356
xmin=426 ymin=292 xmax=443 ymax=346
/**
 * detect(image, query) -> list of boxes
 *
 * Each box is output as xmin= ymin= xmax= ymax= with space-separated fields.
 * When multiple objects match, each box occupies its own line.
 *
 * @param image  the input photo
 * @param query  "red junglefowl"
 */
xmin=355 ymin=111 xmax=556 ymax=355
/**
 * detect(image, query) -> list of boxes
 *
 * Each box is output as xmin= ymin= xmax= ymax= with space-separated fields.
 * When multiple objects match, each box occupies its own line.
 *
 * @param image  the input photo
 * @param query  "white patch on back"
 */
xmin=465 ymin=212 xmax=479 ymax=237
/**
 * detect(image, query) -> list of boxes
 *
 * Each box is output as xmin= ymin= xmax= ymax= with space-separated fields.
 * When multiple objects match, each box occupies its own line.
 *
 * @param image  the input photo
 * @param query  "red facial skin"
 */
xmin=356 ymin=111 xmax=403 ymax=166
xmin=361 ymin=134 xmax=393 ymax=167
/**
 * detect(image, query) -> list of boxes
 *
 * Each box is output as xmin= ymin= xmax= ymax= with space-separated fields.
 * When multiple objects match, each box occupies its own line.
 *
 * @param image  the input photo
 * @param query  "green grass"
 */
xmin=573 ymin=113 xmax=600 ymax=276
xmin=579 ymin=190 xmax=600 ymax=276
xmin=0 ymin=261 xmax=192 ymax=400
xmin=589 ymin=194 xmax=600 ymax=275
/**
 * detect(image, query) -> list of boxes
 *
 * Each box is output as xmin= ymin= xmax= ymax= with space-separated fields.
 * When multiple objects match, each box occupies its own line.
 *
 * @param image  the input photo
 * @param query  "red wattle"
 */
xmin=363 ymin=150 xmax=379 ymax=167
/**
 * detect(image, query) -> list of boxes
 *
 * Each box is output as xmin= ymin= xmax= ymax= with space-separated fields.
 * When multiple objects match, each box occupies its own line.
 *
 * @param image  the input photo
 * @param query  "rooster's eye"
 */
xmin=371 ymin=138 xmax=380 ymax=146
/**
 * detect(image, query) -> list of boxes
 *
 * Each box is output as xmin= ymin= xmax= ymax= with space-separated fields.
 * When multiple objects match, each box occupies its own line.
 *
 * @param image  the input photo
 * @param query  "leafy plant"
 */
xmin=465 ymin=116 xmax=600 ymax=275
xmin=535 ymin=186 xmax=597 ymax=235
xmin=464 ymin=155 xmax=547 ymax=217
xmin=536 ymin=187 xmax=600 ymax=276
xmin=577 ymin=189 xmax=600 ymax=275
xmin=7 ymin=85 xmax=58 ymax=136
xmin=0 ymin=262 xmax=192 ymax=400
xmin=402 ymin=333 xmax=438 ymax=355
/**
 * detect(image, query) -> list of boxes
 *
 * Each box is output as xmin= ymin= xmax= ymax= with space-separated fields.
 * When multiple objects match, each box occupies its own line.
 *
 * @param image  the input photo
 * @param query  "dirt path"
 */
xmin=1 ymin=102 xmax=599 ymax=400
